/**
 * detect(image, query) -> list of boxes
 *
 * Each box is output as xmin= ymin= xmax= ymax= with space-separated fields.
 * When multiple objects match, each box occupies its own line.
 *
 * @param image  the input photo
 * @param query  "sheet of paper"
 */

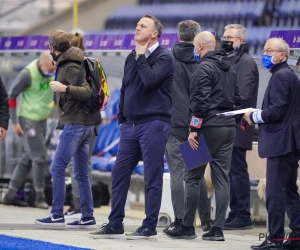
xmin=216 ymin=108 xmax=261 ymax=116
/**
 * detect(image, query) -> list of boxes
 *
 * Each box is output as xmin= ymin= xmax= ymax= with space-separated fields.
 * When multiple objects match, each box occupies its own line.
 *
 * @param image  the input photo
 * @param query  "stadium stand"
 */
xmin=102 ymin=0 xmax=299 ymax=56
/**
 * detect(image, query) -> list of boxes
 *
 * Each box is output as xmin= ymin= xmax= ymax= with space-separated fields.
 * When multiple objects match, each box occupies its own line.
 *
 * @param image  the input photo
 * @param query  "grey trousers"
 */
xmin=183 ymin=126 xmax=236 ymax=229
xmin=9 ymin=116 xmax=48 ymax=193
xmin=165 ymin=128 xmax=211 ymax=224
xmin=68 ymin=124 xmax=100 ymax=208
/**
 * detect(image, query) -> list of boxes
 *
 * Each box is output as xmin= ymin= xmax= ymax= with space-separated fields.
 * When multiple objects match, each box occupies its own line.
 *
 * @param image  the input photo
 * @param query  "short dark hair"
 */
xmin=178 ymin=20 xmax=201 ymax=42
xmin=49 ymin=30 xmax=71 ymax=52
xmin=144 ymin=14 xmax=163 ymax=38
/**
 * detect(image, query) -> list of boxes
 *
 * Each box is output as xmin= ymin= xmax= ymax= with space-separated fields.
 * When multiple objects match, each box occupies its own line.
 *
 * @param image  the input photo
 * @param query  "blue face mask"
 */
xmin=193 ymin=48 xmax=200 ymax=61
xmin=261 ymin=52 xmax=281 ymax=69
xmin=261 ymin=54 xmax=274 ymax=69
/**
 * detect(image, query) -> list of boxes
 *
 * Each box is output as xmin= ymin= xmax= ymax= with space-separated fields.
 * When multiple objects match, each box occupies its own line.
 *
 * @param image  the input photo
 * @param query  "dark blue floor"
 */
xmin=0 ymin=234 xmax=91 ymax=250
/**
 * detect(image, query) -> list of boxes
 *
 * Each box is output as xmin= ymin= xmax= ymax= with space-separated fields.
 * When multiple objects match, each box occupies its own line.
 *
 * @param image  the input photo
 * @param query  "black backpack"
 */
xmin=74 ymin=57 xmax=109 ymax=114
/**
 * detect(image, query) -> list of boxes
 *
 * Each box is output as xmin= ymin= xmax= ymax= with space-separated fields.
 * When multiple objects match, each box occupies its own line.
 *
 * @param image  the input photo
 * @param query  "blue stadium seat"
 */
xmin=91 ymin=118 xmax=120 ymax=172
xmin=93 ymin=118 xmax=120 ymax=156
xmin=105 ymin=88 xmax=120 ymax=119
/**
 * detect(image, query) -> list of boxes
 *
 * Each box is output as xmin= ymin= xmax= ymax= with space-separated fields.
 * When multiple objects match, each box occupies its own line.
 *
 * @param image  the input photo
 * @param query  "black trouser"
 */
xmin=266 ymin=150 xmax=300 ymax=236
xmin=228 ymin=146 xmax=251 ymax=220
xmin=165 ymin=130 xmax=210 ymax=224
xmin=183 ymin=126 xmax=236 ymax=229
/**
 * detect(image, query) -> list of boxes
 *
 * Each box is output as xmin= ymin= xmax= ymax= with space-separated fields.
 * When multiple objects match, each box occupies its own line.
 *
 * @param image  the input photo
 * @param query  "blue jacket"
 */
xmin=258 ymin=62 xmax=300 ymax=158
xmin=118 ymin=45 xmax=174 ymax=125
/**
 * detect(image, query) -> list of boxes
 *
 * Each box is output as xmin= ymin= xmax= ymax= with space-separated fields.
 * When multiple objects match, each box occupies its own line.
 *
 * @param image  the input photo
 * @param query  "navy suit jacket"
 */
xmin=258 ymin=62 xmax=300 ymax=158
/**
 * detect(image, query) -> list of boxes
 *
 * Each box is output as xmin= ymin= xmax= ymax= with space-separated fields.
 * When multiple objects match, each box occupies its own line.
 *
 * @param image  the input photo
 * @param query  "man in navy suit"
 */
xmin=244 ymin=38 xmax=300 ymax=250
xmin=89 ymin=15 xmax=173 ymax=240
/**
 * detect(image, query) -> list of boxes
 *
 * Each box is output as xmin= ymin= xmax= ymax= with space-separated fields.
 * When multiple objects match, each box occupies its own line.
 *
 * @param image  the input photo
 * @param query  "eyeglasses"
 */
xmin=221 ymin=36 xmax=240 ymax=41
xmin=261 ymin=49 xmax=283 ymax=54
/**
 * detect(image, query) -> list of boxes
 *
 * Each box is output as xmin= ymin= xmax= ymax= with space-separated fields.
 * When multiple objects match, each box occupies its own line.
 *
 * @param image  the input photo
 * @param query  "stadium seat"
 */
xmin=104 ymin=88 xmax=120 ymax=119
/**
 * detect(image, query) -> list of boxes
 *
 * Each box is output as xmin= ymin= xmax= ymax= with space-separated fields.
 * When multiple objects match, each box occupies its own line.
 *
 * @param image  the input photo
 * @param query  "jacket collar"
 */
xmin=270 ymin=61 xmax=288 ymax=73
xmin=227 ymin=43 xmax=249 ymax=64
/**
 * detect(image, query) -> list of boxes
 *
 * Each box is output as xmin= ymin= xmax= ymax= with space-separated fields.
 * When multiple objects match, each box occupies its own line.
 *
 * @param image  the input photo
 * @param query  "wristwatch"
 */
xmin=136 ymin=54 xmax=145 ymax=60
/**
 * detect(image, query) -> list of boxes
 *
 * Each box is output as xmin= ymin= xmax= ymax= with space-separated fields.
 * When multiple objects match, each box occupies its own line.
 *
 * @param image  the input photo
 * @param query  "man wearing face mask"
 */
xmin=221 ymin=24 xmax=259 ymax=230
xmin=244 ymin=38 xmax=300 ymax=250
xmin=165 ymin=31 xmax=240 ymax=240
xmin=3 ymin=52 xmax=56 ymax=209
xmin=163 ymin=20 xmax=212 ymax=235
xmin=35 ymin=30 xmax=97 ymax=229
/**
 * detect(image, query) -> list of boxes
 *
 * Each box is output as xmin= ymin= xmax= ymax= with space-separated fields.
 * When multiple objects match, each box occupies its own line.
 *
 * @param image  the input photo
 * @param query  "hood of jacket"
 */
xmin=56 ymin=46 xmax=84 ymax=65
xmin=171 ymin=42 xmax=195 ymax=63
xmin=200 ymin=49 xmax=231 ymax=71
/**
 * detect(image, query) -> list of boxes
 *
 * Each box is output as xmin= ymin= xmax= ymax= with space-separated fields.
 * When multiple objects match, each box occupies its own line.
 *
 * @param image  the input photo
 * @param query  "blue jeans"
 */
xmin=50 ymin=124 xmax=94 ymax=218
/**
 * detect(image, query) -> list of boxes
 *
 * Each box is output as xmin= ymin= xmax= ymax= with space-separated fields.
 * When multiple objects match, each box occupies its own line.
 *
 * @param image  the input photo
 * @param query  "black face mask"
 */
xmin=221 ymin=40 xmax=234 ymax=53
xmin=50 ymin=51 xmax=61 ymax=62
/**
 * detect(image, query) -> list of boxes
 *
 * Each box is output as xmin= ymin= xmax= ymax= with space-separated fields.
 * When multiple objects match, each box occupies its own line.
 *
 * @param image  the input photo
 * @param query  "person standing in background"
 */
xmin=0 ymin=75 xmax=9 ymax=140
xmin=165 ymin=31 xmax=240 ymax=240
xmin=221 ymin=24 xmax=259 ymax=230
xmin=164 ymin=20 xmax=212 ymax=234
xmin=63 ymin=32 xmax=102 ymax=218
xmin=3 ymin=52 xmax=56 ymax=209
xmin=35 ymin=30 xmax=96 ymax=229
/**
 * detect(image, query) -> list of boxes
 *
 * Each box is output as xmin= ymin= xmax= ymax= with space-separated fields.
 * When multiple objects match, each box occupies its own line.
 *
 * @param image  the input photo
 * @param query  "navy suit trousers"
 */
xmin=266 ymin=150 xmax=300 ymax=235
xmin=108 ymin=120 xmax=170 ymax=230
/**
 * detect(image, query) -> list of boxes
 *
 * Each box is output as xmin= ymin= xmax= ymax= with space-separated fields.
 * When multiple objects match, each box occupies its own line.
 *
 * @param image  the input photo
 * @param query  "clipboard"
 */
xmin=178 ymin=134 xmax=213 ymax=170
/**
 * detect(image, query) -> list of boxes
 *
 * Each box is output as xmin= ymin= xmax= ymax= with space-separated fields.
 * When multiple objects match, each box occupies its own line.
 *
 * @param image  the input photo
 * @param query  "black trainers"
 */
xmin=201 ymin=220 xmax=212 ymax=232
xmin=124 ymin=226 xmax=157 ymax=240
xmin=89 ymin=223 xmax=124 ymax=239
xmin=202 ymin=226 xmax=225 ymax=241
xmin=163 ymin=219 xmax=182 ymax=234
xmin=3 ymin=196 xmax=29 ymax=207
xmin=224 ymin=217 xmax=252 ymax=230
xmin=164 ymin=224 xmax=197 ymax=239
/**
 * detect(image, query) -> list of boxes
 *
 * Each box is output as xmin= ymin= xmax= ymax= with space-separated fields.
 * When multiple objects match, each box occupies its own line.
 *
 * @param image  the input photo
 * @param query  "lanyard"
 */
xmin=54 ymin=65 xmax=59 ymax=81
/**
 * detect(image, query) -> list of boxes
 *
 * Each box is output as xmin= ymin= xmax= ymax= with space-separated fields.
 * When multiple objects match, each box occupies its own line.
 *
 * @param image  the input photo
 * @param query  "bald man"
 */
xmin=244 ymin=38 xmax=300 ymax=250
xmin=165 ymin=31 xmax=240 ymax=240
xmin=3 ymin=52 xmax=56 ymax=209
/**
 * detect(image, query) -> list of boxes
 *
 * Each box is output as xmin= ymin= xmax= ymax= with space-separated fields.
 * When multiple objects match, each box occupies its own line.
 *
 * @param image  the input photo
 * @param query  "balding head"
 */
xmin=193 ymin=31 xmax=216 ymax=58
xmin=263 ymin=38 xmax=289 ymax=65
xmin=38 ymin=51 xmax=56 ymax=75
